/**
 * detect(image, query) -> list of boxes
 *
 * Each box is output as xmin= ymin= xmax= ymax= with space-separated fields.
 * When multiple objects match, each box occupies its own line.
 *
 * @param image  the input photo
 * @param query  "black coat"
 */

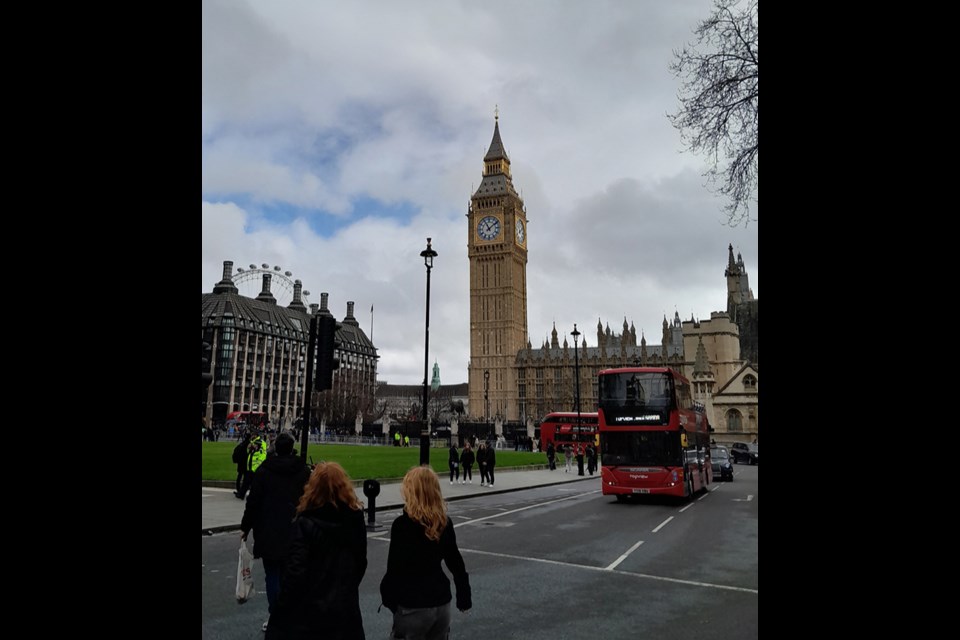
xmin=268 ymin=504 xmax=368 ymax=640
xmin=460 ymin=449 xmax=475 ymax=467
xmin=486 ymin=447 xmax=496 ymax=467
xmin=233 ymin=438 xmax=251 ymax=474
xmin=240 ymin=454 xmax=311 ymax=561
xmin=380 ymin=512 xmax=471 ymax=612
xmin=448 ymin=446 xmax=460 ymax=465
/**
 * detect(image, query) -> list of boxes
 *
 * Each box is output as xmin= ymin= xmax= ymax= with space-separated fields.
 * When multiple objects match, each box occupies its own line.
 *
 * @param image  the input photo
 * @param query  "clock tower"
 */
xmin=468 ymin=113 xmax=529 ymax=424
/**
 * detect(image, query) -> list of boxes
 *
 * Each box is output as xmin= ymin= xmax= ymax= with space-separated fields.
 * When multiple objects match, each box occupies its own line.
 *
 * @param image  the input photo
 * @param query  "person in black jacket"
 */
xmin=266 ymin=461 xmax=367 ymax=640
xmin=240 ymin=433 xmax=311 ymax=633
xmin=476 ymin=442 xmax=489 ymax=486
xmin=380 ymin=466 xmax=472 ymax=639
xmin=459 ymin=442 xmax=475 ymax=484
xmin=485 ymin=443 xmax=496 ymax=487
xmin=448 ymin=443 xmax=460 ymax=485
xmin=233 ymin=433 xmax=251 ymax=495
xmin=546 ymin=441 xmax=556 ymax=470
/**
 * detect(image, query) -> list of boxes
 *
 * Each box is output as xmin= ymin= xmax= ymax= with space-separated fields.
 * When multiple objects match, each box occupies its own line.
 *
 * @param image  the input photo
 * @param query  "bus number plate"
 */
xmin=632 ymin=489 xmax=650 ymax=494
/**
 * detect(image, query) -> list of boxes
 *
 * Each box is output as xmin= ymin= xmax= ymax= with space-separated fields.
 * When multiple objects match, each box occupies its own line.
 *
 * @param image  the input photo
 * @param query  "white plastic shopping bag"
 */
xmin=236 ymin=539 xmax=255 ymax=603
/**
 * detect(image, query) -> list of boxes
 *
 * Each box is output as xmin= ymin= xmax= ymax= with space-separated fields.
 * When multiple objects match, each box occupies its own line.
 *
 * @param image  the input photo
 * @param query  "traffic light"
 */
xmin=316 ymin=315 xmax=341 ymax=391
xmin=201 ymin=340 xmax=213 ymax=389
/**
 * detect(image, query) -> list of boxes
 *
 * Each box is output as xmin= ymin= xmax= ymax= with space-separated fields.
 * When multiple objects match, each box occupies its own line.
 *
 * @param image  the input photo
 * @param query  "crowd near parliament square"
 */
xmin=203 ymin=1 xmax=757 ymax=638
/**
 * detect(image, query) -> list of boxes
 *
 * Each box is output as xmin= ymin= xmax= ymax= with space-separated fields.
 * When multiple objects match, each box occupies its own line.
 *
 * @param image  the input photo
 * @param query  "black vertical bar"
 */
xmin=300 ymin=315 xmax=319 ymax=464
xmin=420 ymin=265 xmax=432 ymax=466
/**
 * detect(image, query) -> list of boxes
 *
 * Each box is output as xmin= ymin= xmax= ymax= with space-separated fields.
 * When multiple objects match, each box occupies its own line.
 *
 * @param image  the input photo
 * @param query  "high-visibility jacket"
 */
xmin=249 ymin=438 xmax=267 ymax=472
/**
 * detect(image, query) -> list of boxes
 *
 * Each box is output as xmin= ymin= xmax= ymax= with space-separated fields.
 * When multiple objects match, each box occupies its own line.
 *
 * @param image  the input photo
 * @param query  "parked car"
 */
xmin=730 ymin=442 xmax=759 ymax=465
xmin=710 ymin=446 xmax=734 ymax=481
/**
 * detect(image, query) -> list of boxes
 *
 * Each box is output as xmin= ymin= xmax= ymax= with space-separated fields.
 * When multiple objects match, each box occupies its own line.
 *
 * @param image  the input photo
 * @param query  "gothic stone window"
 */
xmin=726 ymin=409 xmax=743 ymax=431
xmin=743 ymin=374 xmax=757 ymax=390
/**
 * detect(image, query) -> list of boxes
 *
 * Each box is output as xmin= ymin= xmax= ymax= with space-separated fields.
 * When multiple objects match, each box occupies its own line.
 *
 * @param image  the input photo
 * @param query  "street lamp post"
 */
xmin=484 ymin=370 xmax=490 ymax=441
xmin=419 ymin=238 xmax=438 ymax=466
xmin=571 ymin=324 xmax=581 ymax=430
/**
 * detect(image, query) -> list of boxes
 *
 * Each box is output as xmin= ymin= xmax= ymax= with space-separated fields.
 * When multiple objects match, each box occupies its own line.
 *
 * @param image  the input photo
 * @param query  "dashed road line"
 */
xmin=605 ymin=539 xmax=645 ymax=570
xmin=651 ymin=516 xmax=674 ymax=533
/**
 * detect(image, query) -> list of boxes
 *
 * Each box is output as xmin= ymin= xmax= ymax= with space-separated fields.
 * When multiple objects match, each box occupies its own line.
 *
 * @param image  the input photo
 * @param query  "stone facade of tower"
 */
xmin=467 ymin=117 xmax=529 ymax=422
xmin=725 ymin=243 xmax=758 ymax=365
xmin=680 ymin=312 xmax=742 ymax=394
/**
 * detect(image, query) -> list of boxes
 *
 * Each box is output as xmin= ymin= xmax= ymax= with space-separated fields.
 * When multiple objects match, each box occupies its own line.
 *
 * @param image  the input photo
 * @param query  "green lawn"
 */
xmin=201 ymin=440 xmax=546 ymax=482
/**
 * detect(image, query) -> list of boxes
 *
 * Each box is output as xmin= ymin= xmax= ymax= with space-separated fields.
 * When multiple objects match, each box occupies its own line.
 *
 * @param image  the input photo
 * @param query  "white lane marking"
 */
xmin=710 ymin=485 xmax=721 ymax=492
xmin=697 ymin=492 xmax=710 ymax=502
xmin=679 ymin=503 xmax=694 ymax=513
xmin=605 ymin=539 xmax=645 ymax=571
xmin=458 ymin=490 xmax=601 ymax=527
xmin=457 ymin=547 xmax=758 ymax=595
xmin=652 ymin=516 xmax=674 ymax=533
xmin=732 ymin=495 xmax=754 ymax=502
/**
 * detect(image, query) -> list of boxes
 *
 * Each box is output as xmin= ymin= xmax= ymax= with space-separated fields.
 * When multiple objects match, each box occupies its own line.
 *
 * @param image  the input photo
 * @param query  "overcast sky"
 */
xmin=202 ymin=0 xmax=758 ymax=386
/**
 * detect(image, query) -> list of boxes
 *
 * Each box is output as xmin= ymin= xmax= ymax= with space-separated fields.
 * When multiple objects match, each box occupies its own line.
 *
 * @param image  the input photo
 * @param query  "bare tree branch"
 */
xmin=669 ymin=0 xmax=758 ymax=226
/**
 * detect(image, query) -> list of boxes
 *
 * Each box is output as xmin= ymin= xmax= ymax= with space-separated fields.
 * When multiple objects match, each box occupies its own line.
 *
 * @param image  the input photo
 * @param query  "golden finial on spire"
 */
xmin=494 ymin=104 xmax=499 ymax=121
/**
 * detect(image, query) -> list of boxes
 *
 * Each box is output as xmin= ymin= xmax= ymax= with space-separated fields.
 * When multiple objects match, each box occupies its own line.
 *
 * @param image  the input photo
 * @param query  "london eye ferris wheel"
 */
xmin=232 ymin=263 xmax=311 ymax=308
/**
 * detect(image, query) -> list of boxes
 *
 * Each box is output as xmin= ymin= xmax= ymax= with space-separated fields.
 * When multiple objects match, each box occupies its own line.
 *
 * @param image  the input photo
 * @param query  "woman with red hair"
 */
xmin=265 ymin=461 xmax=367 ymax=640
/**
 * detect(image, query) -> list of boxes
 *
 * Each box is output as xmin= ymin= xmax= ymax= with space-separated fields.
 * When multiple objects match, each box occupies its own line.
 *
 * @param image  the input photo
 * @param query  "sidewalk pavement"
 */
xmin=203 ymin=466 xmax=597 ymax=534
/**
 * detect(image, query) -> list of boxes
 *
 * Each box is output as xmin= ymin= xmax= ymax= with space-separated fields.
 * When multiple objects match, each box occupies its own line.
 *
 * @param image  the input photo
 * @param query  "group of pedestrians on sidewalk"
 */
xmin=545 ymin=441 xmax=597 ymax=476
xmin=448 ymin=441 xmax=497 ymax=487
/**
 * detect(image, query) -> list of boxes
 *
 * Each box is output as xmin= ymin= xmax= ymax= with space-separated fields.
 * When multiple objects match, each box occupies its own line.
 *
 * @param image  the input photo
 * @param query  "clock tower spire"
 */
xmin=468 ymin=112 xmax=529 ymax=424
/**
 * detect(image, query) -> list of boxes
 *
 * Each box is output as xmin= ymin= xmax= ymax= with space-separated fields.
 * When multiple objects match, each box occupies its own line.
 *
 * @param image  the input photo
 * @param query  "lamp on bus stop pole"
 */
xmin=571 ymin=324 xmax=581 ymax=429
xmin=419 ymin=238 xmax=438 ymax=466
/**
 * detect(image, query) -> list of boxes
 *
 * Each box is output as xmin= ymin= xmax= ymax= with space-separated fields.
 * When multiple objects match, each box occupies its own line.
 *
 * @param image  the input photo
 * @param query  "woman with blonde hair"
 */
xmin=265 ymin=461 xmax=367 ymax=640
xmin=380 ymin=465 xmax=472 ymax=639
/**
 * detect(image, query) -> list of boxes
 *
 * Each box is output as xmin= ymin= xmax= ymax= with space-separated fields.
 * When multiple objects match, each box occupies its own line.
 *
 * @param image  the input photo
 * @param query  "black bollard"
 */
xmin=363 ymin=479 xmax=381 ymax=530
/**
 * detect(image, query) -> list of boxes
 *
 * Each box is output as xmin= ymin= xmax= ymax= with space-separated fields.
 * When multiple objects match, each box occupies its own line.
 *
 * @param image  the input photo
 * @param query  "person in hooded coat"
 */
xmin=240 ymin=433 xmax=311 ymax=632
xmin=265 ymin=461 xmax=367 ymax=640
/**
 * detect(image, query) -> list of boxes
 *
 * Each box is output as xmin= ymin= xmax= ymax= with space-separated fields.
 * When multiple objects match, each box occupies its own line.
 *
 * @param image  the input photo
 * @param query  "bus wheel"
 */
xmin=686 ymin=477 xmax=694 ymax=499
xmin=615 ymin=494 xmax=627 ymax=503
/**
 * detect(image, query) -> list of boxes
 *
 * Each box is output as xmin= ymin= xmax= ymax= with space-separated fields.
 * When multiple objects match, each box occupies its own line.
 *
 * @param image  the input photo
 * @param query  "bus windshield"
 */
xmin=602 ymin=430 xmax=682 ymax=467
xmin=599 ymin=371 xmax=674 ymax=409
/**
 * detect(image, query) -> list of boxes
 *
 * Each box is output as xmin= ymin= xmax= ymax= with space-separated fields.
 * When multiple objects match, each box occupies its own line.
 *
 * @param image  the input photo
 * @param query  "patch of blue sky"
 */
xmin=226 ymin=196 xmax=417 ymax=239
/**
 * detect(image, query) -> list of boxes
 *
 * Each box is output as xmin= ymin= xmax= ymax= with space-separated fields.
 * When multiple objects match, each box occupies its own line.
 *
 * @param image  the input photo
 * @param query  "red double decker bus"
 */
xmin=597 ymin=368 xmax=711 ymax=501
xmin=225 ymin=411 xmax=268 ymax=428
xmin=538 ymin=412 xmax=599 ymax=453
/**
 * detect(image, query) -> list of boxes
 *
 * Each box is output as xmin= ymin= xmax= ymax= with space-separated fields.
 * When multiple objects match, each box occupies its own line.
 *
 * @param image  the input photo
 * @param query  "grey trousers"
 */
xmin=390 ymin=603 xmax=451 ymax=640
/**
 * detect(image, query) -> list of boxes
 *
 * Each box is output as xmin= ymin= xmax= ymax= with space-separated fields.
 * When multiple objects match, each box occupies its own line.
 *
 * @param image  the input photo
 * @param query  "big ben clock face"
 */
xmin=477 ymin=215 xmax=501 ymax=241
xmin=515 ymin=219 xmax=525 ymax=245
